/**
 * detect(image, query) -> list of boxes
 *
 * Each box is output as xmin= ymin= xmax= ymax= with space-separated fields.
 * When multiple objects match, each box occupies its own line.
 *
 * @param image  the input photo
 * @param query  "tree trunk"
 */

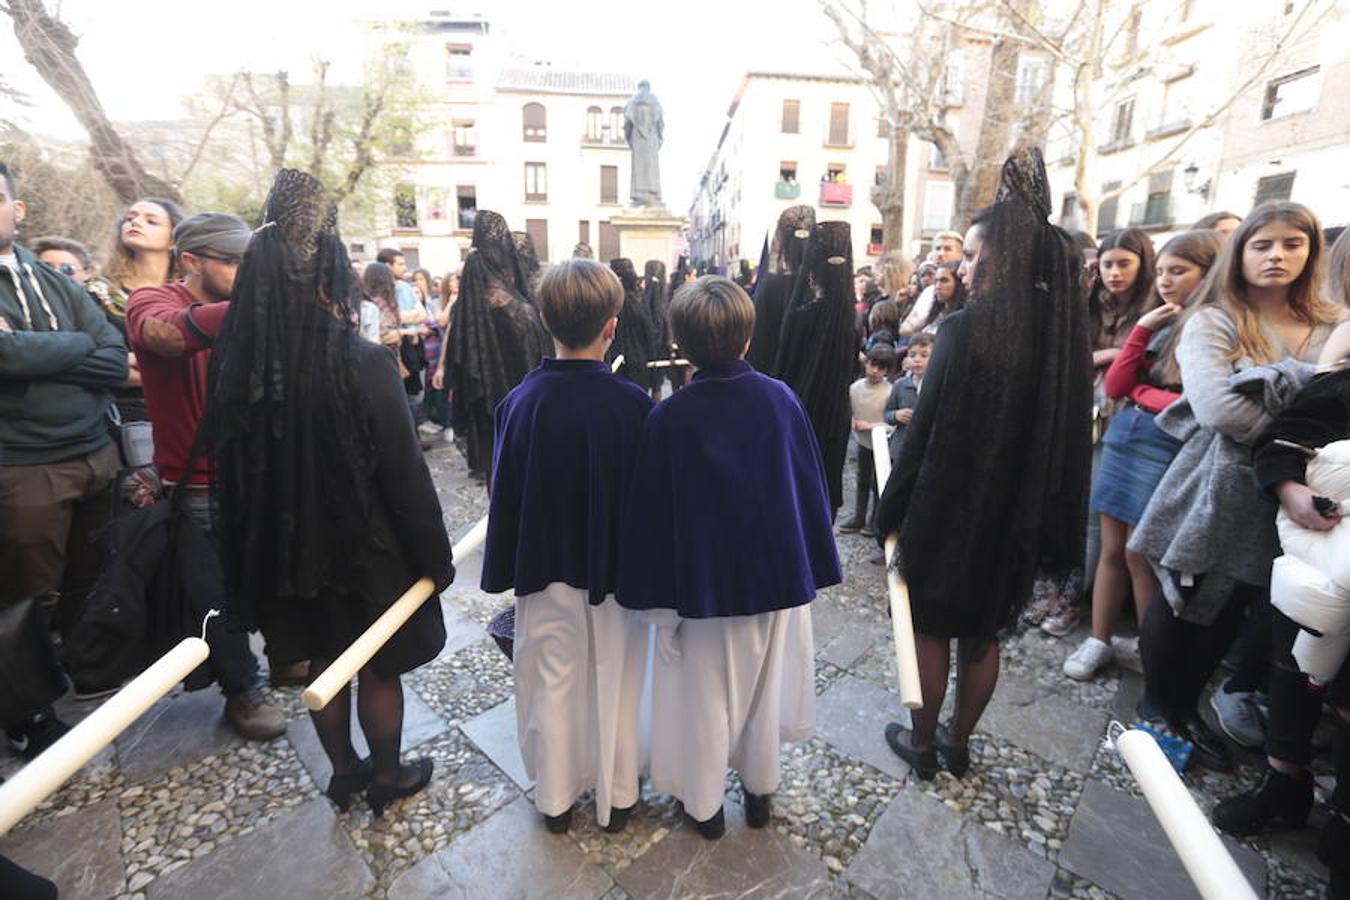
xmin=1073 ymin=0 xmax=1107 ymax=237
xmin=957 ymin=33 xmax=1020 ymax=228
xmin=871 ymin=124 xmax=908 ymax=252
xmin=6 ymin=0 xmax=181 ymax=204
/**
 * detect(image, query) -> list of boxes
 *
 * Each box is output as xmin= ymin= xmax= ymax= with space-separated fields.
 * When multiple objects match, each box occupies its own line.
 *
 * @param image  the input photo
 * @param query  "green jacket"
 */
xmin=0 ymin=244 xmax=129 ymax=465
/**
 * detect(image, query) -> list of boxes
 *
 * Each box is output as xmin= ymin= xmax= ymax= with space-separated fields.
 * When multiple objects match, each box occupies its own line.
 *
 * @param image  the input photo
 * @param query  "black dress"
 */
xmin=259 ymin=340 xmax=452 ymax=676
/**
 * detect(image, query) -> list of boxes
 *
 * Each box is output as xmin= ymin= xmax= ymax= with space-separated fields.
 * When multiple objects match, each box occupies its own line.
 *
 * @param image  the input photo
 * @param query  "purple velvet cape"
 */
xmin=617 ymin=359 xmax=842 ymax=618
xmin=481 ymin=358 xmax=652 ymax=604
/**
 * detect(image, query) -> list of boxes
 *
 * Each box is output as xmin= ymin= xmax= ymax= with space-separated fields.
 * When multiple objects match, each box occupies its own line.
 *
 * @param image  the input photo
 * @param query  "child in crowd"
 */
xmin=481 ymin=259 xmax=653 ymax=833
xmin=618 ymin=276 xmax=841 ymax=839
xmin=885 ymin=333 xmax=933 ymax=463
xmin=840 ymin=343 xmax=897 ymax=537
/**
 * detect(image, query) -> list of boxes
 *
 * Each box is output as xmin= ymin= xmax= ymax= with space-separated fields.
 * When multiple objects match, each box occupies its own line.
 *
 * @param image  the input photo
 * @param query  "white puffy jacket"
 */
xmin=1270 ymin=439 xmax=1350 ymax=683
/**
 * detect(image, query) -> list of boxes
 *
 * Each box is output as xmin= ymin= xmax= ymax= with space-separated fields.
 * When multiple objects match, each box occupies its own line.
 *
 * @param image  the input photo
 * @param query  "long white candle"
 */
xmin=452 ymin=514 xmax=489 ymax=562
xmin=870 ymin=425 xmax=923 ymax=709
xmin=1115 ymin=729 xmax=1258 ymax=900
xmin=0 ymin=636 xmax=210 ymax=836
xmin=610 ymin=354 xmax=624 ymax=373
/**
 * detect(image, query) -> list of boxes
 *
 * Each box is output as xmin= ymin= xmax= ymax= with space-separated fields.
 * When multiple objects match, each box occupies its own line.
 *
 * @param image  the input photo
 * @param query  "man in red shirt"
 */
xmin=127 ymin=213 xmax=285 ymax=740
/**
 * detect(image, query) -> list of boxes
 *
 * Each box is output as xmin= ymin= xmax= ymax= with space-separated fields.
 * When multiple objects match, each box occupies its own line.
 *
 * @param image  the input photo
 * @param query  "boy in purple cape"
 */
xmin=618 ymin=276 xmax=841 ymax=838
xmin=482 ymin=259 xmax=652 ymax=833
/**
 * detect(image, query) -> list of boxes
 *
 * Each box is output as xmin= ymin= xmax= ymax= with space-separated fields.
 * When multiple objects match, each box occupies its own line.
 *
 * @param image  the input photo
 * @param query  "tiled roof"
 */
xmin=496 ymin=67 xmax=637 ymax=96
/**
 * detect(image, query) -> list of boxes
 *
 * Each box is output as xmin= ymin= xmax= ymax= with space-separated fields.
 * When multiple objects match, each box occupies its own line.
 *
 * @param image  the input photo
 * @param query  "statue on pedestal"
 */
xmin=624 ymin=81 xmax=663 ymax=208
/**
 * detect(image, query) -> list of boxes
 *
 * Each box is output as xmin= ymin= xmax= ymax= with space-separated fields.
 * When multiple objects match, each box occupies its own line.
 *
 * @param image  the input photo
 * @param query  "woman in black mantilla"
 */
xmin=449 ymin=211 xmax=551 ymax=480
xmin=747 ymin=205 xmax=815 ymax=374
xmin=773 ymin=220 xmax=858 ymax=516
xmin=206 ymin=169 xmax=454 ymax=816
xmin=605 ymin=257 xmax=657 ymax=391
xmin=874 ymin=148 xmax=1092 ymax=779
xmin=643 ymin=259 xmax=668 ymax=399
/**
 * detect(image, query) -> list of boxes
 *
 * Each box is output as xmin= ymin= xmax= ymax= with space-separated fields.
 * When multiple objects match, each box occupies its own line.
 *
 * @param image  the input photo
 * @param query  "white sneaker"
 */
xmin=1063 ymin=636 xmax=1113 ymax=681
xmin=418 ymin=421 xmax=444 ymax=436
xmin=1110 ymin=635 xmax=1142 ymax=673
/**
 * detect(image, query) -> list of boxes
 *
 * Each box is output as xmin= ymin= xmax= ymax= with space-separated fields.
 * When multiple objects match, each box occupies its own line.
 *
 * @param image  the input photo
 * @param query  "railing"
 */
xmin=867 ymin=242 xmax=884 ymax=257
xmin=775 ymin=181 xmax=801 ymax=199
xmin=820 ymin=182 xmax=853 ymax=206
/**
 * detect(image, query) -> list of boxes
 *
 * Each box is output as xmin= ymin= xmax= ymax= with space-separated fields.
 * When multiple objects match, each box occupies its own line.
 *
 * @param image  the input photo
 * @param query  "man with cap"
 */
xmin=127 ymin=212 xmax=287 ymax=740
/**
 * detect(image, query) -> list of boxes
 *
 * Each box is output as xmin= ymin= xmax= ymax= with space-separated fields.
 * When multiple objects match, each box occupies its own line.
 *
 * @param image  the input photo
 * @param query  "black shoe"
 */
xmin=860 ymin=524 xmax=877 ymax=538
xmin=325 ymin=757 xmax=374 ymax=812
xmin=5 ymin=710 xmax=70 ymax=761
xmin=366 ymin=758 xmax=434 ymax=818
xmin=1212 ymin=766 xmax=1313 ymax=835
xmin=1135 ymin=694 xmax=1169 ymax=723
xmin=934 ymin=723 xmax=971 ymax=778
xmin=544 ymin=807 xmax=573 ymax=834
xmin=685 ymin=806 xmax=725 ymax=840
xmin=837 ymin=519 xmax=863 ymax=534
xmin=602 ymin=802 xmax=635 ymax=834
xmin=884 ymin=722 xmax=939 ymax=780
xmin=1173 ymin=715 xmax=1233 ymax=772
xmin=745 ymin=792 xmax=771 ymax=828
xmin=1319 ymin=814 xmax=1349 ymax=897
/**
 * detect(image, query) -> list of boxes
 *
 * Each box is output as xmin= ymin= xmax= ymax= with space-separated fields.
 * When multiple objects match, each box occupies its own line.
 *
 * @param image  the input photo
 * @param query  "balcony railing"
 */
xmin=1129 ymin=196 xmax=1173 ymax=228
xmin=820 ymin=182 xmax=852 ymax=207
xmin=866 ymin=242 xmax=884 ymax=257
xmin=775 ymin=180 xmax=801 ymax=200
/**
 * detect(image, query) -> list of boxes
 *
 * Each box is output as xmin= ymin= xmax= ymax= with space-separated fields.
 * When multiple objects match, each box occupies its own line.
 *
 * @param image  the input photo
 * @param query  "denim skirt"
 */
xmin=1090 ymin=404 xmax=1182 ymax=525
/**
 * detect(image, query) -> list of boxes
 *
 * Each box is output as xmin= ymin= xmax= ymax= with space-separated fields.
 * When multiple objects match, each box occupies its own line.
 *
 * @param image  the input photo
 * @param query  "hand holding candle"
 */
xmin=871 ymin=425 xmax=923 ymax=710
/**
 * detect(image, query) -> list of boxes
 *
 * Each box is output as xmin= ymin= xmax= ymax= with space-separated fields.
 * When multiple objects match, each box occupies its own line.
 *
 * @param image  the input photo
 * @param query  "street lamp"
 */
xmin=1183 ymin=163 xmax=1211 ymax=199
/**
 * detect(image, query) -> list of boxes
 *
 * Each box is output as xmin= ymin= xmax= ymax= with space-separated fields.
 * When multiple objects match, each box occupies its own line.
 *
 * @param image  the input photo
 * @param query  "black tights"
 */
xmin=307 ymin=660 xmax=413 ymax=787
xmin=1139 ymin=583 xmax=1260 ymax=724
xmin=909 ymin=634 xmax=1000 ymax=749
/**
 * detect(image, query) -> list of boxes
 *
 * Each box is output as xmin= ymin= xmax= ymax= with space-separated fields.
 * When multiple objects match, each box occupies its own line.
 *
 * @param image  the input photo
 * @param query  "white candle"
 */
xmin=610 ymin=354 xmax=624 ymax=373
xmin=452 ymin=514 xmax=489 ymax=562
xmin=1115 ymin=729 xmax=1258 ymax=900
xmin=0 ymin=636 xmax=210 ymax=836
xmin=871 ymin=426 xmax=923 ymax=710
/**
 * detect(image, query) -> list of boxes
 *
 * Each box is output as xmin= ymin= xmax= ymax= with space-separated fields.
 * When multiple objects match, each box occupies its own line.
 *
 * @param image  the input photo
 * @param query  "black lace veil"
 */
xmin=747 ymin=205 xmax=815 ymax=372
xmin=605 ymin=258 xmax=656 ymax=389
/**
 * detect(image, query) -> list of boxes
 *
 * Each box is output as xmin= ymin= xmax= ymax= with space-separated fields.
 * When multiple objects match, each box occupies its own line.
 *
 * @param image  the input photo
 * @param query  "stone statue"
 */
xmin=623 ymin=80 xmax=663 ymax=207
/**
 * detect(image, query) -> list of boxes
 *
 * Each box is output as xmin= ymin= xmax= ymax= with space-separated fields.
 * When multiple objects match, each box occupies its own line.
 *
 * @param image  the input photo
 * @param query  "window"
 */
xmin=1254 ymin=172 xmax=1296 ymax=205
xmin=585 ymin=106 xmax=604 ymax=142
xmin=456 ymin=185 xmax=477 ymax=230
xmin=1262 ymin=67 xmax=1320 ymax=120
xmin=1144 ymin=169 xmax=1173 ymax=225
xmin=349 ymin=242 xmax=366 ymax=255
xmin=1060 ymin=192 xmax=1078 ymax=225
xmin=869 ymin=224 xmax=884 ymax=245
xmin=827 ymin=102 xmax=850 ymax=146
xmin=453 ymin=119 xmax=477 ymax=156
xmin=524 ymin=162 xmax=547 ymax=202
xmin=401 ymin=248 xmax=420 ymax=270
xmin=826 ymin=163 xmax=847 ymax=182
xmin=1015 ymin=59 xmax=1047 ymax=108
xmin=1123 ymin=7 xmax=1142 ymax=58
xmin=922 ymin=180 xmax=955 ymax=232
xmin=578 ymin=220 xmax=590 ymax=246
xmin=1110 ymin=98 xmax=1135 ymax=146
xmin=522 ymin=102 xmax=546 ymax=142
xmin=941 ymin=53 xmax=965 ymax=105
xmin=1098 ymin=180 xmax=1123 ymax=232
xmin=781 ymin=99 xmax=800 ymax=134
xmin=446 ymin=43 xmax=473 ymax=80
xmin=427 ymin=188 xmax=447 ymax=220
xmin=600 ymin=165 xmax=619 ymax=204
xmin=525 ymin=219 xmax=549 ymax=263
xmin=779 ymin=161 xmax=798 ymax=182
xmin=598 ymin=221 xmax=619 ymax=261
xmin=609 ymin=107 xmax=625 ymax=144
xmin=1157 ymin=75 xmax=1193 ymax=132
xmin=394 ymin=184 xmax=418 ymax=230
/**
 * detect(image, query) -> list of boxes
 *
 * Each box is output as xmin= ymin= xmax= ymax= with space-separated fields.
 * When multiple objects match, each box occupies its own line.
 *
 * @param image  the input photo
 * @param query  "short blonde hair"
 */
xmin=933 ymin=230 xmax=964 ymax=250
xmin=537 ymin=259 xmax=623 ymax=348
xmin=670 ymin=275 xmax=755 ymax=367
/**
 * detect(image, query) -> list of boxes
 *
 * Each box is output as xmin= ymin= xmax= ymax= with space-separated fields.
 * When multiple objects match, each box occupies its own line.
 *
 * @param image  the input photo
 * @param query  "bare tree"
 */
xmin=1 ymin=0 xmax=181 ymax=203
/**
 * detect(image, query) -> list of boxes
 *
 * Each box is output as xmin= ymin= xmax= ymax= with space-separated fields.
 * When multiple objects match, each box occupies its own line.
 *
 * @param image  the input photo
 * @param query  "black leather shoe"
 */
xmin=934 ymin=723 xmax=971 ymax=778
xmin=1174 ymin=715 xmax=1233 ymax=772
xmin=602 ymin=802 xmax=634 ymax=834
xmin=685 ymin=806 xmax=725 ymax=840
xmin=745 ymin=792 xmax=772 ymax=828
xmin=544 ymin=807 xmax=573 ymax=834
xmin=884 ymin=722 xmax=939 ymax=780
xmin=325 ymin=757 xmax=374 ymax=812
xmin=1212 ymin=766 xmax=1313 ymax=835
xmin=366 ymin=758 xmax=434 ymax=818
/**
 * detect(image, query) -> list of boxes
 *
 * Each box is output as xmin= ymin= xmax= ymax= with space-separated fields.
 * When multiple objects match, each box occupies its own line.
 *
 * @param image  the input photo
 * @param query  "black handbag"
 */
xmin=0 ymin=597 xmax=66 ymax=725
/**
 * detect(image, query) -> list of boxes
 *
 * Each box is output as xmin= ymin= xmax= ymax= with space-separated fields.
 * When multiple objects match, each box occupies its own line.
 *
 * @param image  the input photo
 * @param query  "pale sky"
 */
xmin=0 ymin=0 xmax=856 ymax=206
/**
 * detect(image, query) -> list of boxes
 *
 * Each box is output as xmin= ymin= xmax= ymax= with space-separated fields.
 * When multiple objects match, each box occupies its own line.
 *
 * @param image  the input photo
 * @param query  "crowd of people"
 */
xmin=1 ymin=144 xmax=1348 ymax=898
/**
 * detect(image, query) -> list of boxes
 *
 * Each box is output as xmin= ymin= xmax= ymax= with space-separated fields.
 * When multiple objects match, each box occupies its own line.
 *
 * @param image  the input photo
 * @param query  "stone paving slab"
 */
xmin=462 ymin=697 xmax=532 ymax=790
xmin=811 ymin=594 xmax=883 ymax=669
xmin=0 ymin=796 xmax=124 ymax=900
xmin=286 ymin=683 xmax=449 ymax=788
xmin=615 ymin=801 xmax=832 ymax=899
xmin=115 ymin=688 xmax=242 ymax=784
xmin=979 ymin=677 xmax=1109 ymax=772
xmin=845 ymin=787 xmax=1056 ymax=898
xmin=146 ymin=796 xmax=372 ymax=900
xmin=815 ymin=674 xmax=912 ymax=781
xmin=1059 ymin=780 xmax=1267 ymax=899
xmin=388 ymin=795 xmax=613 ymax=899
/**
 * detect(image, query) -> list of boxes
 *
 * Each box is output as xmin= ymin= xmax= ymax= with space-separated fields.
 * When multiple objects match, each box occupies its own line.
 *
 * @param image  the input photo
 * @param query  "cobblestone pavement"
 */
xmin=0 ymin=441 xmax=1335 ymax=899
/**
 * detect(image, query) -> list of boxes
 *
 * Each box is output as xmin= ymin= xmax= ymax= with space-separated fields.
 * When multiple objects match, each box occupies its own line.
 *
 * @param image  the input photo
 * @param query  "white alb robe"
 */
xmin=513 ymin=584 xmax=648 ymax=826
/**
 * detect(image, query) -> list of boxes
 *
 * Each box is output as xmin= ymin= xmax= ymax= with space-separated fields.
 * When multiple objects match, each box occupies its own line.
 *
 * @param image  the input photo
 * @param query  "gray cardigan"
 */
xmin=1128 ymin=306 xmax=1338 ymax=624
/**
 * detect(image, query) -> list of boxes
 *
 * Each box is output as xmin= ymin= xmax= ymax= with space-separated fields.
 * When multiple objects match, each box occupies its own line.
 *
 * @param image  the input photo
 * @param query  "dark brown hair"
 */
xmin=537 ymin=259 xmax=623 ymax=349
xmin=105 ymin=197 xmax=185 ymax=288
xmin=1090 ymin=228 xmax=1157 ymax=348
xmin=670 ymin=275 xmax=755 ymax=367
xmin=906 ymin=332 xmax=934 ymax=350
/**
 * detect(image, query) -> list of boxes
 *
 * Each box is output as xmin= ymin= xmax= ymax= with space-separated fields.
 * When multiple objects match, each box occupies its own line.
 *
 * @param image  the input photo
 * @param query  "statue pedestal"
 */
xmin=611 ymin=206 xmax=685 ymax=269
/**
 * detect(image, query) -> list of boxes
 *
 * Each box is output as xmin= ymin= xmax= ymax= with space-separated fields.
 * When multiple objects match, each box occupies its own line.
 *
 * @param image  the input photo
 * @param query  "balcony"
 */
xmin=867 ymin=242 xmax=884 ymax=257
xmin=1128 ymin=196 xmax=1173 ymax=229
xmin=775 ymin=180 xmax=801 ymax=200
xmin=820 ymin=182 xmax=852 ymax=207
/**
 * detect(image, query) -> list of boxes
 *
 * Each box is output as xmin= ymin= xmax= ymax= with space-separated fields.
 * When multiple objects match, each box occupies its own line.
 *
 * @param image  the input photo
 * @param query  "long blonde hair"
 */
xmin=1326 ymin=227 xmax=1350 ymax=309
xmin=1191 ymin=201 xmax=1340 ymax=364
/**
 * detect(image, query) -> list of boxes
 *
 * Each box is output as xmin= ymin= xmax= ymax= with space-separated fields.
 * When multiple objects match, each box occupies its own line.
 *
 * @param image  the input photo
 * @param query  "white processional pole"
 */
xmin=871 ymin=425 xmax=923 ymax=709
